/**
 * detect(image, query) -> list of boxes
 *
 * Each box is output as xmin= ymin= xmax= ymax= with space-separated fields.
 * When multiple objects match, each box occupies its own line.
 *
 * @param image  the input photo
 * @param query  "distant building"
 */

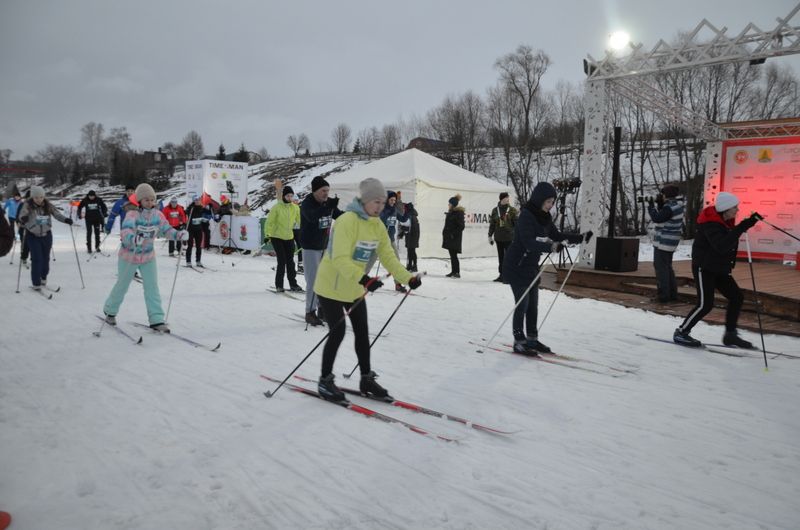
xmin=407 ymin=137 xmax=451 ymax=152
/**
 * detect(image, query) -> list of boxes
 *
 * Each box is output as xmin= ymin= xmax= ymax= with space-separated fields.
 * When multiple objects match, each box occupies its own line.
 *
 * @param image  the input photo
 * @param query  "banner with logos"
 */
xmin=721 ymin=137 xmax=800 ymax=260
xmin=184 ymin=160 xmax=248 ymax=206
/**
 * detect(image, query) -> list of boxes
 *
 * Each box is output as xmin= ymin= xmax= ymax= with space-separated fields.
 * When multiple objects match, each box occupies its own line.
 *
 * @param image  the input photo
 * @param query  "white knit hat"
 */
xmin=30 ymin=186 xmax=45 ymax=199
xmin=134 ymin=183 xmax=156 ymax=202
xmin=715 ymin=191 xmax=739 ymax=212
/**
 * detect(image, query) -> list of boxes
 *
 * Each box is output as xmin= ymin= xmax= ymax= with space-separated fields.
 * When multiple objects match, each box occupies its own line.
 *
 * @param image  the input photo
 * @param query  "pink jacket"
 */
xmin=119 ymin=206 xmax=179 ymax=264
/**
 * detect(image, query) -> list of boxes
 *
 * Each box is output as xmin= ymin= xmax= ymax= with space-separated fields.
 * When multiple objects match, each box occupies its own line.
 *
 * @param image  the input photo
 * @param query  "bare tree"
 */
xmin=0 ymin=149 xmax=12 ymax=164
xmin=177 ymin=130 xmax=204 ymax=159
xmin=161 ymin=142 xmax=177 ymax=159
xmin=37 ymin=144 xmax=76 ymax=185
xmin=378 ymin=124 xmax=401 ymax=154
xmin=491 ymin=45 xmax=552 ymax=202
xmin=298 ymin=133 xmax=311 ymax=154
xmin=256 ymin=147 xmax=269 ymax=161
xmin=331 ymin=123 xmax=352 ymax=153
xmin=80 ymin=122 xmax=105 ymax=168
xmin=286 ymin=135 xmax=300 ymax=156
xmin=427 ymin=91 xmax=488 ymax=172
xmin=357 ymin=127 xmax=380 ymax=155
xmin=750 ymin=63 xmax=797 ymax=119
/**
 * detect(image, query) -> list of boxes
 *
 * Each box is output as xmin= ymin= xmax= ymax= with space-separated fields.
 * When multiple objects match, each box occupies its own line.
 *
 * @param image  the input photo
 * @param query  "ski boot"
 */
xmin=526 ymin=338 xmax=551 ymax=354
xmin=360 ymin=371 xmax=390 ymax=399
xmin=104 ymin=313 xmax=117 ymax=326
xmin=150 ymin=323 xmax=171 ymax=333
xmin=318 ymin=374 xmax=346 ymax=402
xmin=673 ymin=328 xmax=702 ymax=348
xmin=305 ymin=311 xmax=323 ymax=326
xmin=513 ymin=340 xmax=540 ymax=356
xmin=289 ymin=284 xmax=305 ymax=293
xmin=722 ymin=331 xmax=754 ymax=349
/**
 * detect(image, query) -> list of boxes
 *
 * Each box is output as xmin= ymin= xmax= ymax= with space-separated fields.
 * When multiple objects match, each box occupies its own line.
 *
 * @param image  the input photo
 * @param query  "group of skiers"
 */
xmin=2 ymin=173 xmax=766 ymax=402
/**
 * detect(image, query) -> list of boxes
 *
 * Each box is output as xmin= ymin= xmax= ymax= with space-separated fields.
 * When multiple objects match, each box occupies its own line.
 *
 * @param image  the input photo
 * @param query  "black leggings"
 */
xmin=679 ymin=266 xmax=744 ymax=333
xmin=406 ymin=247 xmax=417 ymax=270
xmin=185 ymin=229 xmax=203 ymax=263
xmin=496 ymin=240 xmax=510 ymax=274
xmin=271 ymin=237 xmax=297 ymax=288
xmin=86 ymin=220 xmax=101 ymax=249
xmin=318 ymin=296 xmax=370 ymax=378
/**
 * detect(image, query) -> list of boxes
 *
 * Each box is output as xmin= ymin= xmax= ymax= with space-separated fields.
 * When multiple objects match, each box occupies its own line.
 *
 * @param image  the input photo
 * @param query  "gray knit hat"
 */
xmin=359 ymin=178 xmax=386 ymax=203
xmin=30 ymin=186 xmax=45 ymax=199
xmin=135 ymin=183 xmax=156 ymax=202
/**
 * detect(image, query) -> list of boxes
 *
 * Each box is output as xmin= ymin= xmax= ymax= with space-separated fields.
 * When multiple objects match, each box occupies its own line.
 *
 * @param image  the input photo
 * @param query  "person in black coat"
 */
xmin=399 ymin=202 xmax=420 ymax=272
xmin=442 ymin=194 xmax=465 ymax=278
xmin=0 ymin=203 xmax=13 ymax=257
xmin=674 ymin=192 xmax=761 ymax=348
xmin=502 ymin=182 xmax=590 ymax=354
xmin=77 ymin=190 xmax=108 ymax=253
xmin=299 ymin=176 xmax=343 ymax=325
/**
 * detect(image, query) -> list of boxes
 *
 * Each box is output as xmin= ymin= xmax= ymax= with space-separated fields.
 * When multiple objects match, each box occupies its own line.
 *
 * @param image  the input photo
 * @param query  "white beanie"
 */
xmin=134 ymin=183 xmax=156 ymax=202
xmin=359 ymin=178 xmax=386 ymax=203
xmin=30 ymin=186 xmax=45 ymax=199
xmin=715 ymin=191 xmax=739 ymax=213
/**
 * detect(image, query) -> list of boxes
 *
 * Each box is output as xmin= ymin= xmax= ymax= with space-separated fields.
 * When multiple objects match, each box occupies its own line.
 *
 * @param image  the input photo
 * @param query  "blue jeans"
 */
xmin=28 ymin=232 xmax=52 ymax=287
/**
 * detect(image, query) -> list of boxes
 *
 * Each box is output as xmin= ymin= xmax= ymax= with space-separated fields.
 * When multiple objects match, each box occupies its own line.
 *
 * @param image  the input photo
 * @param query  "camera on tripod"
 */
xmin=553 ymin=178 xmax=582 ymax=193
xmin=636 ymin=194 xmax=661 ymax=204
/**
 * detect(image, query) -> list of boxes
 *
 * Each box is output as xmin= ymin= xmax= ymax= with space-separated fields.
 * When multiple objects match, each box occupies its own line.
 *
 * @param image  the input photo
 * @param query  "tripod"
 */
xmin=217 ymin=213 xmax=242 ymax=263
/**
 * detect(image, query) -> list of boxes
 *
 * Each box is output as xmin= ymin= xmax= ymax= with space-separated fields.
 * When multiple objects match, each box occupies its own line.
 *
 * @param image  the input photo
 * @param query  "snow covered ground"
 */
xmin=2 ymin=221 xmax=799 ymax=530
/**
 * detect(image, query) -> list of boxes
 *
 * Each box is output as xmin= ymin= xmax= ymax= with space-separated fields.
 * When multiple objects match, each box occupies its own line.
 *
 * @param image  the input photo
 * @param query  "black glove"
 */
xmin=328 ymin=196 xmax=339 ymax=209
xmin=740 ymin=215 xmax=758 ymax=231
xmin=264 ymin=237 xmax=270 ymax=244
xmin=64 ymin=218 xmax=74 ymax=225
xmin=488 ymin=236 xmax=494 ymax=246
xmin=359 ymin=274 xmax=383 ymax=292
xmin=19 ymin=216 xmax=29 ymax=224
xmin=655 ymin=194 xmax=665 ymax=210
xmin=647 ymin=197 xmax=655 ymax=209
xmin=750 ymin=212 xmax=764 ymax=221
xmin=583 ymin=230 xmax=593 ymax=243
xmin=408 ymin=275 xmax=422 ymax=290
xmin=178 ymin=223 xmax=186 ymax=230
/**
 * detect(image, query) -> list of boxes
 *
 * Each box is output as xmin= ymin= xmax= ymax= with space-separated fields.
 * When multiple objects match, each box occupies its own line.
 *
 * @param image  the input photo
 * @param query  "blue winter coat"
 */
xmin=380 ymin=201 xmax=407 ymax=242
xmin=299 ymin=194 xmax=343 ymax=250
xmin=4 ymin=198 xmax=20 ymax=220
xmin=105 ymin=194 xmax=130 ymax=232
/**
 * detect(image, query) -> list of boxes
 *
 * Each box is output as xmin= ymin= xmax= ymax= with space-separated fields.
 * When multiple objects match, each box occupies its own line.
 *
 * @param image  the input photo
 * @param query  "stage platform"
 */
xmin=542 ymin=260 xmax=800 ymax=338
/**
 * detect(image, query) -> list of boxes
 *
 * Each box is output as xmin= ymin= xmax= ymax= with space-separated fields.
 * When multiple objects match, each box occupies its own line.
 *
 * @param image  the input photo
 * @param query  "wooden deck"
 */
xmin=542 ymin=260 xmax=800 ymax=338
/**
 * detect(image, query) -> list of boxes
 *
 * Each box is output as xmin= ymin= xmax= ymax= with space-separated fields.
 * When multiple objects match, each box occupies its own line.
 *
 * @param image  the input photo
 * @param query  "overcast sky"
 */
xmin=1 ymin=0 xmax=798 ymax=159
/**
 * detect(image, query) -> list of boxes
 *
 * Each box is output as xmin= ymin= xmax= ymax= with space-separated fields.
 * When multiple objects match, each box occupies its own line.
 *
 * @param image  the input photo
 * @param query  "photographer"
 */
xmin=647 ymin=185 xmax=684 ymax=304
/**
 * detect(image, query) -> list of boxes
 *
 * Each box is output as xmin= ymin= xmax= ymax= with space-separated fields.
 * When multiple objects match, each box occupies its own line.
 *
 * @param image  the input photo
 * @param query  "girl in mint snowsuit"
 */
xmin=103 ymin=184 xmax=187 ymax=330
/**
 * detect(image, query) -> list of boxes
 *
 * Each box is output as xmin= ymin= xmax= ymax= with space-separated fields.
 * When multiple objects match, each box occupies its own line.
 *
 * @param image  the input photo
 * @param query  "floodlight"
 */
xmin=609 ymin=31 xmax=630 ymax=51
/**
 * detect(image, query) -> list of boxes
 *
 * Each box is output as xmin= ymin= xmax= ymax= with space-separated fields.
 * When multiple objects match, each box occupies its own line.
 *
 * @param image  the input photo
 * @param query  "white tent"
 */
xmin=326 ymin=149 xmax=510 ymax=258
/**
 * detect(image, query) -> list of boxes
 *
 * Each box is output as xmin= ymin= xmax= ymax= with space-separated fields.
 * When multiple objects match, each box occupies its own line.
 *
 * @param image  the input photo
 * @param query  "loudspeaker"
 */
xmin=595 ymin=237 xmax=639 ymax=272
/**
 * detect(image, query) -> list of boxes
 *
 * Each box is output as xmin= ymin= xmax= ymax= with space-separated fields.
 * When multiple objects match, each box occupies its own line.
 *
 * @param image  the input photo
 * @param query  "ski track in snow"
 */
xmin=1 ymin=223 xmax=799 ymax=529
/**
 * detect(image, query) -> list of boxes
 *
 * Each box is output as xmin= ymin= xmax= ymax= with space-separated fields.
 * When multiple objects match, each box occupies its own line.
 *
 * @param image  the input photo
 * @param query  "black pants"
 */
xmin=679 ymin=266 xmax=744 ymax=333
xmin=86 ymin=220 xmax=102 ymax=250
xmin=653 ymin=247 xmax=678 ymax=302
xmin=271 ymin=237 xmax=297 ymax=288
xmin=406 ymin=247 xmax=418 ymax=271
xmin=496 ymin=240 xmax=510 ymax=274
xmin=185 ymin=229 xmax=203 ymax=263
xmin=448 ymin=249 xmax=460 ymax=274
xmin=168 ymin=239 xmax=182 ymax=254
xmin=318 ymin=296 xmax=371 ymax=377
xmin=19 ymin=227 xmax=29 ymax=260
xmin=509 ymin=277 xmax=539 ymax=340
xmin=202 ymin=223 xmax=211 ymax=249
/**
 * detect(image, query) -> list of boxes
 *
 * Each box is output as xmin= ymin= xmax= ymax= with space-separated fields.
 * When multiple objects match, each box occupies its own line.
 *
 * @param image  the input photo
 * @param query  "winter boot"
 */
xmin=150 ymin=323 xmax=171 ymax=333
xmin=395 ymin=283 xmax=407 ymax=293
xmin=185 ymin=261 xmax=192 ymax=267
xmin=526 ymin=338 xmax=551 ymax=354
xmin=318 ymin=373 xmax=346 ymax=402
xmin=289 ymin=284 xmax=305 ymax=293
xmin=673 ymin=328 xmax=702 ymax=348
xmin=195 ymin=261 xmax=204 ymax=268
xmin=305 ymin=311 xmax=323 ymax=326
xmin=450 ymin=273 xmax=460 ymax=279
xmin=104 ymin=313 xmax=117 ymax=326
xmin=722 ymin=331 xmax=754 ymax=349
xmin=360 ymin=371 xmax=390 ymax=399
xmin=274 ymin=286 xmax=285 ymax=293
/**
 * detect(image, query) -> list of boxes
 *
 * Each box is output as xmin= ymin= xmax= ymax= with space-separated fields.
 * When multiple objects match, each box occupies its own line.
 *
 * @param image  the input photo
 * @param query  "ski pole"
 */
xmin=69 ymin=224 xmax=85 ymax=289
xmin=164 ymin=233 xmax=184 ymax=324
xmin=538 ymin=246 xmax=581 ymax=332
xmin=342 ymin=275 xmax=423 ymax=379
xmin=744 ymin=233 xmax=769 ymax=371
xmin=265 ymin=273 xmax=392 ymax=399
xmin=478 ymin=253 xmax=552 ymax=352
xmin=759 ymin=218 xmax=800 ymax=243
xmin=88 ymin=231 xmax=112 ymax=262
xmin=15 ymin=230 xmax=27 ymax=293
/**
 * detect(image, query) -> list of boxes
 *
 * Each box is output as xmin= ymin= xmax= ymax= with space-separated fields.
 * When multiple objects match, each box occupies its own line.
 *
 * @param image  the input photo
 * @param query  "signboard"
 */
xmin=184 ymin=160 xmax=248 ymax=205
xmin=721 ymin=137 xmax=800 ymax=260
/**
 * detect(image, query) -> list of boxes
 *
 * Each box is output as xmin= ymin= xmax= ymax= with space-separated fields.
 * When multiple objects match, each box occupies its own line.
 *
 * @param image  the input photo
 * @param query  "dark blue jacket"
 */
xmin=502 ymin=205 xmax=581 ymax=284
xmin=105 ymin=194 xmax=130 ymax=232
xmin=299 ymin=194 xmax=343 ymax=250
xmin=380 ymin=200 xmax=407 ymax=242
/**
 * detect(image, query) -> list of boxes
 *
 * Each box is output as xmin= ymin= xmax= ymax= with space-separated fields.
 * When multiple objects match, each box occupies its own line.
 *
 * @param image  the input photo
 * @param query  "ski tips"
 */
xmin=263 ymin=391 xmax=274 ymax=398
xmin=135 ymin=337 xmax=143 ymax=344
xmin=92 ymin=331 xmax=101 ymax=337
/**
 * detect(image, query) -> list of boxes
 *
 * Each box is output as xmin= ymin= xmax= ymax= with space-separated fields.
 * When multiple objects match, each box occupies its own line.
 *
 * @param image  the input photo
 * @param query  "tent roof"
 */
xmin=328 ymin=149 xmax=508 ymax=193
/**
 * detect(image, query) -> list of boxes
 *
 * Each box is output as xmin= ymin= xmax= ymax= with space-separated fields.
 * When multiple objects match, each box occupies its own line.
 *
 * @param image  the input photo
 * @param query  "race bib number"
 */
xmin=318 ymin=216 xmax=332 ymax=230
xmin=191 ymin=218 xmax=203 ymax=225
xmin=387 ymin=216 xmax=396 ymax=227
xmin=352 ymin=240 xmax=377 ymax=263
xmin=35 ymin=215 xmax=51 ymax=226
xmin=88 ymin=204 xmax=98 ymax=210
xmin=170 ymin=212 xmax=179 ymax=218
xmin=137 ymin=226 xmax=158 ymax=239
